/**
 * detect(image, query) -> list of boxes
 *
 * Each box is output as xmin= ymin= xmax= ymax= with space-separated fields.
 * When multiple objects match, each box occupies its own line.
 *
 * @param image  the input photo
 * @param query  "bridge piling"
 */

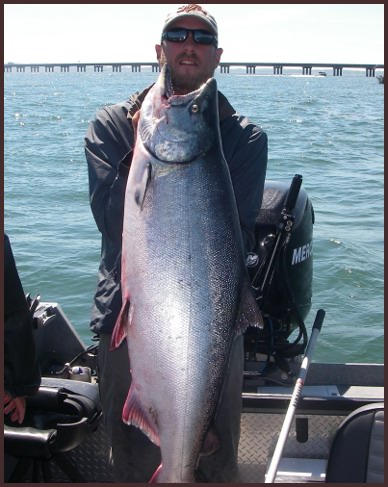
xmin=366 ymin=67 xmax=376 ymax=77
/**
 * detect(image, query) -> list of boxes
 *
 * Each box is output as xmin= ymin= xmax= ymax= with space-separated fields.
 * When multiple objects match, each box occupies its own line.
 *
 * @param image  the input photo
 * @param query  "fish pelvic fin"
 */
xmin=110 ymin=298 xmax=130 ymax=351
xmin=236 ymin=278 xmax=263 ymax=334
xmin=123 ymin=386 xmax=160 ymax=447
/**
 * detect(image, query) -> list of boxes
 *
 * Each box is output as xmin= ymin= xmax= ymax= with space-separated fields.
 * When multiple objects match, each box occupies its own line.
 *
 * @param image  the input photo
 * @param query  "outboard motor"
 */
xmin=246 ymin=174 xmax=314 ymax=366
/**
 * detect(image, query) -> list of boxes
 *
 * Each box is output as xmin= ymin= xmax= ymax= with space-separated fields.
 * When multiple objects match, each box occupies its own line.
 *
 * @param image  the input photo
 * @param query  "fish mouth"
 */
xmin=139 ymin=64 xmax=218 ymax=163
xmin=162 ymin=64 xmax=174 ymax=100
xmin=156 ymin=68 xmax=216 ymax=152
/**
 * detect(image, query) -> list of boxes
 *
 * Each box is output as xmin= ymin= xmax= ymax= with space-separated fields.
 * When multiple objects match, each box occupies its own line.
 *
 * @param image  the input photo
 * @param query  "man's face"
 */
xmin=155 ymin=17 xmax=223 ymax=95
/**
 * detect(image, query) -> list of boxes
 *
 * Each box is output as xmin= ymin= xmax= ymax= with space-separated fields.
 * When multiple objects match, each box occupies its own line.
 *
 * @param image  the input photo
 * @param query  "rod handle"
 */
xmin=312 ymin=309 xmax=325 ymax=332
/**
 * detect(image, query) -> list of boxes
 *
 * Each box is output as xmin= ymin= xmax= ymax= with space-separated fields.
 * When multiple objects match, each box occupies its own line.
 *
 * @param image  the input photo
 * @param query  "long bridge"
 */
xmin=4 ymin=61 xmax=384 ymax=76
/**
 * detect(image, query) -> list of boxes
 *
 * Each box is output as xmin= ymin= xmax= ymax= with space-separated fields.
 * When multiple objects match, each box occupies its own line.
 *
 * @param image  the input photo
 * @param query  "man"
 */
xmin=85 ymin=4 xmax=267 ymax=482
xmin=4 ymin=234 xmax=41 ymax=425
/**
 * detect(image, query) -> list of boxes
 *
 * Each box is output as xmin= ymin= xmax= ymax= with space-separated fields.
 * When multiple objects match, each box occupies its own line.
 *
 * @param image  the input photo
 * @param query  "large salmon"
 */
xmin=112 ymin=64 xmax=262 ymax=483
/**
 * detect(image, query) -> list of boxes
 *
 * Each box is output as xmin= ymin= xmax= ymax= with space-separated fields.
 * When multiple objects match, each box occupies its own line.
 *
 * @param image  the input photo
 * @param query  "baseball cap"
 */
xmin=162 ymin=4 xmax=218 ymax=38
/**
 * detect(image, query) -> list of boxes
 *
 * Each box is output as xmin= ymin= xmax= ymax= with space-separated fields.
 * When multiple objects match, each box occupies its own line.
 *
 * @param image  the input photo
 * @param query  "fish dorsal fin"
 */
xmin=110 ymin=298 xmax=131 ymax=350
xmin=122 ymin=386 xmax=161 ymax=447
xmin=236 ymin=278 xmax=263 ymax=334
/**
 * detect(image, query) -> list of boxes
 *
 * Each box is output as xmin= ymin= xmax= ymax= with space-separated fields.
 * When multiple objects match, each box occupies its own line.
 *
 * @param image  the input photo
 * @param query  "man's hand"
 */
xmin=4 ymin=392 xmax=26 ymax=424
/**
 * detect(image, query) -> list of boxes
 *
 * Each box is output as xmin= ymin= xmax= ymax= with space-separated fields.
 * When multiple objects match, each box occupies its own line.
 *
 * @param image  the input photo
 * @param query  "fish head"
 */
xmin=139 ymin=64 xmax=220 ymax=163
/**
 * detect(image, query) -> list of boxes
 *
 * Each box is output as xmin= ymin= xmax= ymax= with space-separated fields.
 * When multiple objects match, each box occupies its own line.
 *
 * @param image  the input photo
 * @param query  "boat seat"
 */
xmin=325 ymin=402 xmax=384 ymax=483
xmin=4 ymin=377 xmax=102 ymax=482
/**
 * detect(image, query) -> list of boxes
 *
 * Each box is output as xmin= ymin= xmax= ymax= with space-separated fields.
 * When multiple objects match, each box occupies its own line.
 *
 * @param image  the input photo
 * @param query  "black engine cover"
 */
xmin=249 ymin=180 xmax=314 ymax=338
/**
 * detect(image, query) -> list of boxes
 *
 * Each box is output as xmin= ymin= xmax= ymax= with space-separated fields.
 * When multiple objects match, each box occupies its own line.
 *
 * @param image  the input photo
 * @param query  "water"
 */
xmin=4 ymin=68 xmax=384 ymax=364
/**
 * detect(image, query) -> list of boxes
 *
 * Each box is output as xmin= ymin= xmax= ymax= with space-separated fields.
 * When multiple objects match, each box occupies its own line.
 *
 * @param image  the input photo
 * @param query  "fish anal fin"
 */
xmin=236 ymin=278 xmax=263 ymax=334
xmin=123 ymin=386 xmax=160 ymax=447
xmin=110 ymin=299 xmax=131 ymax=351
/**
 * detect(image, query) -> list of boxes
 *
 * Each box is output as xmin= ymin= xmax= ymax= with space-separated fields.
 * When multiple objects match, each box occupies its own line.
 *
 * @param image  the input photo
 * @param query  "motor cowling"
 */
xmin=246 ymin=179 xmax=314 ymax=357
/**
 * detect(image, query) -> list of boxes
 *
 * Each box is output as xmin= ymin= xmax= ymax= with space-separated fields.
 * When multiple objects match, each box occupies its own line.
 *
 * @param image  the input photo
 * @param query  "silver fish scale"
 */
xmin=118 ymin=69 xmax=259 ymax=482
xmin=123 ymin=159 xmax=245 ymax=481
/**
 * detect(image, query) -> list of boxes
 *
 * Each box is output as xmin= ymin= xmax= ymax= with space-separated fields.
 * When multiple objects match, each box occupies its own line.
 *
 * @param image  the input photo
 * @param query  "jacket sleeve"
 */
xmin=4 ymin=234 xmax=41 ymax=398
xmin=222 ymin=116 xmax=268 ymax=254
xmin=84 ymin=103 xmax=135 ymax=245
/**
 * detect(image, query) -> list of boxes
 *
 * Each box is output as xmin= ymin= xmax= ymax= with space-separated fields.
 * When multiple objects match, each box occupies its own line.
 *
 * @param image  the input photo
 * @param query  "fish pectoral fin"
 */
xmin=134 ymin=161 xmax=152 ymax=208
xmin=110 ymin=299 xmax=131 ymax=350
xmin=236 ymin=278 xmax=263 ymax=334
xmin=122 ymin=386 xmax=160 ymax=447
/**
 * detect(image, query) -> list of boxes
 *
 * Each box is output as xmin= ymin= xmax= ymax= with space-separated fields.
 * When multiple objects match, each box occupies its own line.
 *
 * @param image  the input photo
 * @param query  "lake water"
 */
xmin=4 ymin=67 xmax=384 ymax=364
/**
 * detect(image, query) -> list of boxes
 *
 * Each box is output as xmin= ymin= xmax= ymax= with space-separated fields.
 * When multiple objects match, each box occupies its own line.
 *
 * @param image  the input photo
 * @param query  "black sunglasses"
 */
xmin=162 ymin=27 xmax=218 ymax=47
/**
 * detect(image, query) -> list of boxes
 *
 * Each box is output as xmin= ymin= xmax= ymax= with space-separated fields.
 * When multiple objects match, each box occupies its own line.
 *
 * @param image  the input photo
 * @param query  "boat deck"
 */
xmin=22 ymin=411 xmax=340 ymax=483
xmin=238 ymin=412 xmax=341 ymax=482
xmin=51 ymin=365 xmax=383 ymax=483
xmin=5 ymin=379 xmax=383 ymax=483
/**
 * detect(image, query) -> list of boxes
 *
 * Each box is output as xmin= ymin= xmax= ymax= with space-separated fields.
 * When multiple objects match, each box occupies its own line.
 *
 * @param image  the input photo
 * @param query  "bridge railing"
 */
xmin=4 ymin=62 xmax=384 ymax=76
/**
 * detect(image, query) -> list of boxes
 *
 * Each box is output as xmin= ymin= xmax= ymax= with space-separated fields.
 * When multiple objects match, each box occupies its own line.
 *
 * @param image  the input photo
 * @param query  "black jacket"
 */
xmin=4 ymin=234 xmax=41 ymax=398
xmin=85 ymin=87 xmax=267 ymax=335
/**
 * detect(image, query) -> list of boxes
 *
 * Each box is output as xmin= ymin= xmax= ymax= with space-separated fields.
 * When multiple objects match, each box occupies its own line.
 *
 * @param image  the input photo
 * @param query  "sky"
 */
xmin=4 ymin=4 xmax=384 ymax=65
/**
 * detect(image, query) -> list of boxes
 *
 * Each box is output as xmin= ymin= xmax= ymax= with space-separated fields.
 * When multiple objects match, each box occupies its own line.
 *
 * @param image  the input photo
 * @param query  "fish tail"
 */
xmin=149 ymin=464 xmax=162 ymax=483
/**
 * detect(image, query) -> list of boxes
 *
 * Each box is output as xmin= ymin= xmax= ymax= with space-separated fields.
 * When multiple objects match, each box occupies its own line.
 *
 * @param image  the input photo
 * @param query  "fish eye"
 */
xmin=191 ymin=104 xmax=199 ymax=113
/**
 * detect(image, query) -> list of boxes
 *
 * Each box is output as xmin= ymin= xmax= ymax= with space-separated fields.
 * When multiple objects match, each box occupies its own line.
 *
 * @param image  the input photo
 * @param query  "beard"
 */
xmin=171 ymin=69 xmax=208 ymax=94
xmin=159 ymin=52 xmax=216 ymax=95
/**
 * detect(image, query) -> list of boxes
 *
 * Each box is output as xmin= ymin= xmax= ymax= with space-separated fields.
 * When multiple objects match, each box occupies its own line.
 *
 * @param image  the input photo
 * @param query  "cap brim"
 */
xmin=163 ymin=13 xmax=217 ymax=36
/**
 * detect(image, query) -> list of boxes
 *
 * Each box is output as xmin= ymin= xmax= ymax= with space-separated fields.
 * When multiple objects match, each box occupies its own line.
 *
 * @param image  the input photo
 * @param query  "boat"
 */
xmin=4 ymin=177 xmax=384 ymax=483
xmin=317 ymin=71 xmax=327 ymax=76
xmin=377 ymin=75 xmax=384 ymax=84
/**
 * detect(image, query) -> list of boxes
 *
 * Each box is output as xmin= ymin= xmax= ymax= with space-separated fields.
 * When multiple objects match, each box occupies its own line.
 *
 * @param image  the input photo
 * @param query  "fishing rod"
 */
xmin=264 ymin=308 xmax=325 ymax=483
